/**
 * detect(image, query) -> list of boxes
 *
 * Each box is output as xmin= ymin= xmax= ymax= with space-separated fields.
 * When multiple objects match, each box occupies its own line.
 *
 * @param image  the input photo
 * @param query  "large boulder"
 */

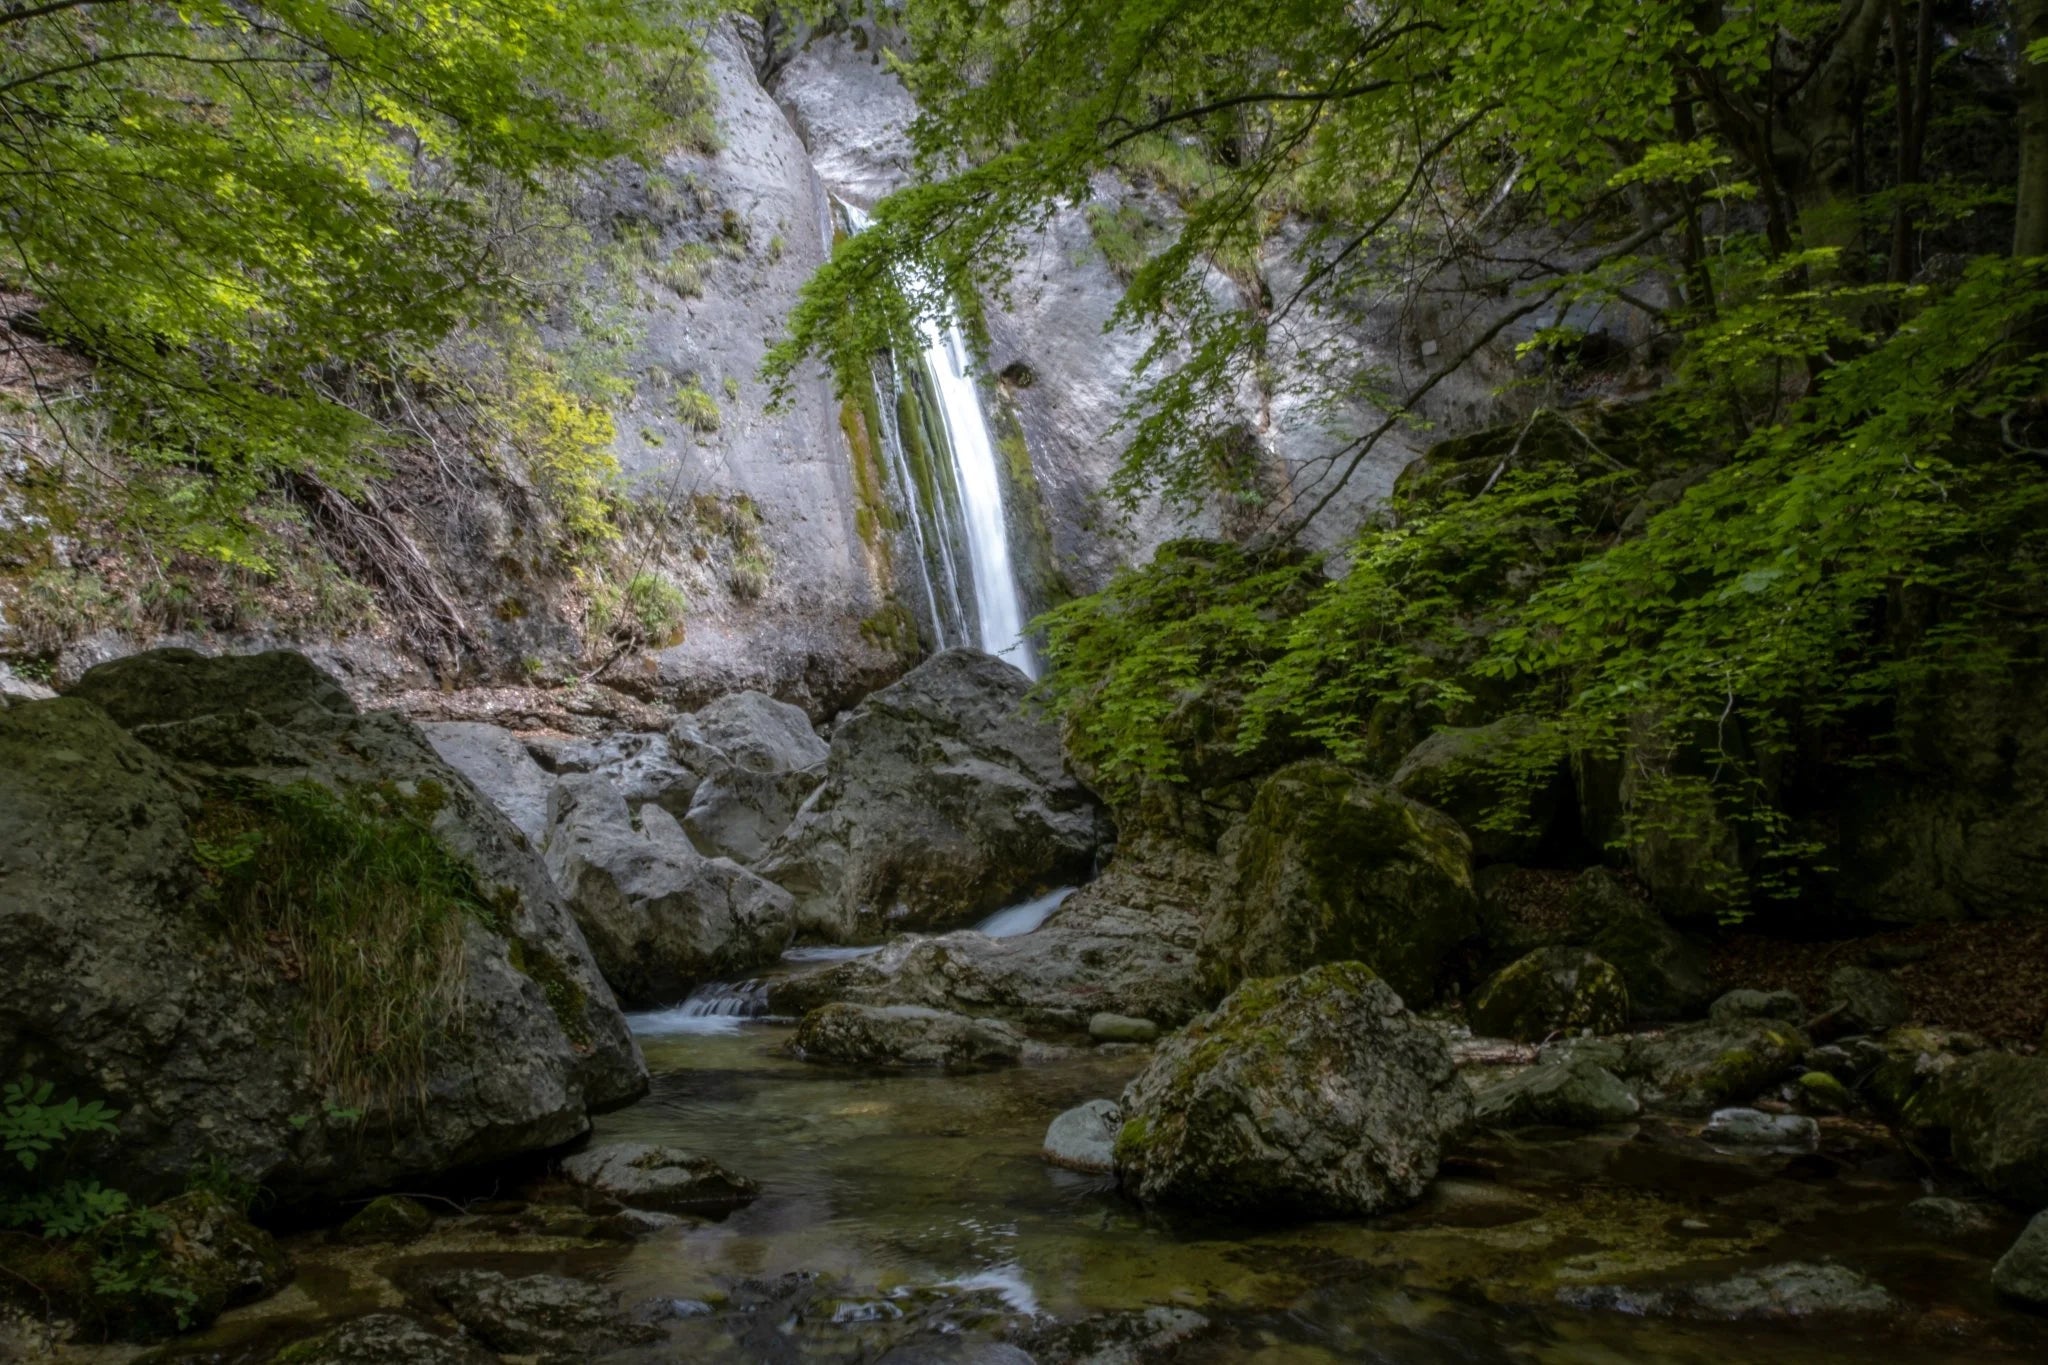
xmin=1201 ymin=762 xmax=1477 ymax=1005
xmin=426 ymin=1270 xmax=659 ymax=1362
xmin=1113 ymin=963 xmax=1471 ymax=1219
xmin=681 ymin=689 xmax=830 ymax=773
xmin=674 ymin=691 xmax=828 ymax=865
xmin=766 ymin=835 xmax=1219 ymax=1031
xmin=790 ymin=1003 xmax=1025 ymax=1069
xmin=757 ymin=650 xmax=1108 ymax=940
xmin=1469 ymin=1056 xmax=1641 ymax=1128
xmin=543 ymin=774 xmax=795 ymax=1007
xmin=1823 ymin=965 xmax=1908 ymax=1035
xmin=1390 ymin=717 xmax=1566 ymax=863
xmin=1928 ymin=1053 xmax=2048 ymax=1209
xmin=1567 ymin=869 xmax=1715 ymax=1021
xmin=420 ymin=721 xmax=557 ymax=846
xmin=1994 ymin=1211 xmax=2048 ymax=1307
xmin=1468 ymin=948 xmax=1630 ymax=1042
xmin=0 ymin=650 xmax=645 ymax=1208
xmin=1619 ymin=1018 xmax=1810 ymax=1112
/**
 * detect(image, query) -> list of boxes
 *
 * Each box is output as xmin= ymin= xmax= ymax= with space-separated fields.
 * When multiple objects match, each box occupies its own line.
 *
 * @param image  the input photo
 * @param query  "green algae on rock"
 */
xmin=1114 ymin=962 xmax=1469 ymax=1219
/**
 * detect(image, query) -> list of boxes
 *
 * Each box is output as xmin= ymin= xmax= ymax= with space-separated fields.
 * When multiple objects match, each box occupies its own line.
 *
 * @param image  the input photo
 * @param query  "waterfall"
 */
xmin=839 ymin=203 xmax=1038 ymax=677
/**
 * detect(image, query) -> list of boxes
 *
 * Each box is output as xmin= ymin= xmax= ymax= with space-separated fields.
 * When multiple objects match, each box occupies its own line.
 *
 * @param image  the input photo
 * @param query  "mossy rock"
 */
xmin=1113 ymin=962 xmax=1471 ymax=1219
xmin=1390 ymin=716 xmax=1566 ymax=864
xmin=1469 ymin=947 xmax=1629 ymax=1042
xmin=1569 ymin=869 xmax=1714 ymax=1022
xmin=1928 ymin=1053 xmax=2048 ymax=1209
xmin=1795 ymin=1071 xmax=1856 ymax=1115
xmin=1621 ymin=1018 xmax=1810 ymax=1112
xmin=1202 ymin=761 xmax=1477 ymax=1005
xmin=335 ymin=1194 xmax=435 ymax=1246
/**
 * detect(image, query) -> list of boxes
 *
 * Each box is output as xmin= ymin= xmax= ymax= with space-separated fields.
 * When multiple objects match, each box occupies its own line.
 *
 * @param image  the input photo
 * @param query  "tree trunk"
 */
xmin=2017 ymin=0 xmax=2048 ymax=257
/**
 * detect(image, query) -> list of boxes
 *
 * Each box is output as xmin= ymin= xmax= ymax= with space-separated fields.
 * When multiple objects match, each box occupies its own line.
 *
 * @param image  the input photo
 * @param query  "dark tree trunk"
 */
xmin=2018 ymin=0 xmax=2048 ymax=257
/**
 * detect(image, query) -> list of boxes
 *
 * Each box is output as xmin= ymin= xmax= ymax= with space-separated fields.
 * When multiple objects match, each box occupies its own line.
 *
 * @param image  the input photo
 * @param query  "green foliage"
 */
xmin=655 ymin=242 xmax=720 ymax=299
xmin=674 ymin=380 xmax=724 ymax=434
xmin=2 ymin=0 xmax=715 ymax=559
xmin=1083 ymin=202 xmax=1162 ymax=282
xmin=590 ymin=571 xmax=687 ymax=647
xmin=192 ymin=780 xmax=489 ymax=1110
xmin=2 ymin=1078 xmax=118 ymax=1179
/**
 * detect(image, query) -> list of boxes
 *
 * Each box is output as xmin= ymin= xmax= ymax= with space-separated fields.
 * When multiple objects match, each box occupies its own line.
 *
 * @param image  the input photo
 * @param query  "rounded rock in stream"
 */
xmin=791 ymin=1002 xmax=1026 ymax=1069
xmin=1113 ymin=962 xmax=1470 ymax=1219
xmin=559 ymin=1141 xmax=759 ymax=1212
xmin=1043 ymin=1098 xmax=1123 ymax=1173
xmin=1994 ymin=1211 xmax=2048 ymax=1307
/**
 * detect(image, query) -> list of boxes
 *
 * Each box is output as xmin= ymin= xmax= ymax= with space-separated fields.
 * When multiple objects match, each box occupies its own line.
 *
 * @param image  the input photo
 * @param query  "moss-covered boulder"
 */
xmin=1620 ymin=1018 xmax=1810 ymax=1112
xmin=1929 ymin=1053 xmax=2048 ymax=1209
xmin=1566 ymin=869 xmax=1714 ymax=1021
xmin=1994 ymin=1212 xmax=2048 ymax=1308
xmin=1113 ymin=963 xmax=1470 ymax=1219
xmin=1390 ymin=717 xmax=1566 ymax=864
xmin=1469 ymin=948 xmax=1629 ymax=1042
xmin=1201 ymin=762 xmax=1477 ymax=1005
xmin=1470 ymin=1056 xmax=1641 ymax=1128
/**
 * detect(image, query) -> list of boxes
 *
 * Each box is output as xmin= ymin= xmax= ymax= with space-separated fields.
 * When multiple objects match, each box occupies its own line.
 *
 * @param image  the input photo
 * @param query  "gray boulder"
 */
xmin=543 ymin=773 xmax=794 ymax=1007
xmin=421 ymin=721 xmax=556 ymax=846
xmin=1043 ymin=1099 xmax=1122 ymax=1173
xmin=673 ymin=691 xmax=828 ymax=864
xmin=1114 ymin=963 xmax=1470 ymax=1218
xmin=766 ymin=835 xmax=1218 ymax=1032
xmin=427 ymin=1270 xmax=659 ymax=1361
xmin=683 ymin=689 xmax=829 ymax=773
xmin=1902 ymin=1196 xmax=2000 ymax=1240
xmin=1824 ymin=966 xmax=1908 ymax=1035
xmin=1470 ymin=1057 xmax=1641 ymax=1128
xmin=1993 ymin=1211 xmax=2048 ymax=1307
xmin=683 ymin=764 xmax=824 ymax=865
xmin=560 ymin=1141 xmax=758 ymax=1211
xmin=546 ymin=730 xmax=709 ymax=820
xmin=275 ymin=1314 xmax=489 ymax=1365
xmin=1201 ymin=761 xmax=1477 ymax=1005
xmin=1567 ymin=869 xmax=1715 ymax=1021
xmin=0 ymin=649 xmax=644 ymax=1208
xmin=790 ymin=1003 xmax=1025 ymax=1069
xmin=1468 ymin=947 xmax=1629 ymax=1041
xmin=1928 ymin=1052 xmax=2048 ymax=1208
xmin=1390 ymin=717 xmax=1563 ymax=863
xmin=757 ymin=650 xmax=1107 ymax=940
xmin=1620 ymin=1018 xmax=1811 ymax=1112
xmin=1089 ymin=1013 xmax=1159 ymax=1044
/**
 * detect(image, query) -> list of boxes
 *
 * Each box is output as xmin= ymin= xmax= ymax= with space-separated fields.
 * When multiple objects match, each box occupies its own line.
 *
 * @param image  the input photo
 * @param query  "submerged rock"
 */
xmin=560 ymin=1141 xmax=759 ymax=1211
xmin=1201 ymin=761 xmax=1478 ymax=1004
xmin=1701 ymin=1108 xmax=1819 ymax=1151
xmin=1469 ymin=1056 xmax=1641 ymax=1128
xmin=1993 ymin=1211 xmax=2048 ymax=1307
xmin=1564 ymin=1261 xmax=1894 ymax=1320
xmin=1468 ymin=947 xmax=1629 ymax=1041
xmin=1620 ymin=1018 xmax=1810 ymax=1112
xmin=1044 ymin=1099 xmax=1122 ymax=1173
xmin=0 ymin=649 xmax=643 ymax=1208
xmin=1114 ymin=963 xmax=1470 ymax=1219
xmin=543 ymin=774 xmax=795 ymax=1007
xmin=427 ymin=1270 xmax=661 ymax=1361
xmin=1088 ymin=1013 xmax=1159 ymax=1043
xmin=791 ymin=1003 xmax=1026 ymax=1069
xmin=758 ymin=650 xmax=1107 ymax=939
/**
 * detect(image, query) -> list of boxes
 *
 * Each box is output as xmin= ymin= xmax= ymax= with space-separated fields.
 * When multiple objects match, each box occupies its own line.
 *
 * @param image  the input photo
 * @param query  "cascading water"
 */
xmin=840 ymin=202 xmax=1038 ymax=677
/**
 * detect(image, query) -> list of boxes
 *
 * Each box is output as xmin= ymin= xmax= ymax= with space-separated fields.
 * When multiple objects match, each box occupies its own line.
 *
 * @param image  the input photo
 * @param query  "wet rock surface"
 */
xmin=1200 ymin=760 xmax=1478 ymax=1004
xmin=544 ymin=773 xmax=796 ymax=1006
xmin=561 ymin=1140 xmax=760 ymax=1211
xmin=1469 ymin=1056 xmax=1641 ymax=1128
xmin=791 ymin=1003 xmax=1026 ymax=1069
xmin=1115 ymin=963 xmax=1471 ymax=1218
xmin=274 ymin=1312 xmax=490 ymax=1364
xmin=1620 ymin=1017 xmax=1811 ymax=1112
xmin=0 ymin=648 xmax=643 ymax=1208
xmin=1042 ymin=1099 xmax=1122 ymax=1173
xmin=1562 ymin=1261 xmax=1895 ymax=1321
xmin=426 ymin=1268 xmax=661 ymax=1360
xmin=1994 ymin=1211 xmax=2048 ymax=1307
xmin=758 ymin=650 xmax=1108 ymax=940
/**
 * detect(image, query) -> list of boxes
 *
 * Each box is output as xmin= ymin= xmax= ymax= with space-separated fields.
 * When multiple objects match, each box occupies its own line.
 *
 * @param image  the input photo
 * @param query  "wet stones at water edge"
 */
xmin=791 ymin=1002 xmax=1027 ymax=1069
xmin=1617 ymin=1017 xmax=1811 ymax=1113
xmin=1561 ymin=1262 xmax=1894 ymax=1321
xmin=424 ymin=1269 xmax=662 ymax=1361
xmin=334 ymin=1194 xmax=436 ymax=1246
xmin=1993 ymin=1211 xmax=2048 ymax=1308
xmin=1043 ymin=1099 xmax=1122 ymax=1173
xmin=1114 ymin=962 xmax=1470 ymax=1219
xmin=1468 ymin=1055 xmax=1641 ymax=1129
xmin=559 ymin=1141 xmax=760 ymax=1212
xmin=1700 ymin=1108 xmax=1820 ymax=1152
xmin=273 ymin=1312 xmax=491 ymax=1364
